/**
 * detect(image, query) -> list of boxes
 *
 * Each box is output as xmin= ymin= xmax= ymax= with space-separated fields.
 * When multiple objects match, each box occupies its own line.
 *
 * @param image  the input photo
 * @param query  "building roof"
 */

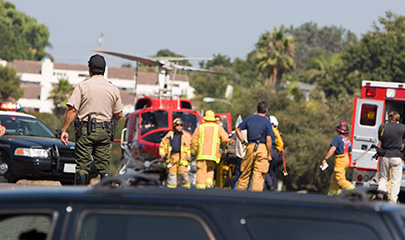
xmin=54 ymin=62 xmax=88 ymax=71
xmin=108 ymin=66 xmax=135 ymax=80
xmin=7 ymin=60 xmax=42 ymax=74
xmin=6 ymin=60 xmax=189 ymax=84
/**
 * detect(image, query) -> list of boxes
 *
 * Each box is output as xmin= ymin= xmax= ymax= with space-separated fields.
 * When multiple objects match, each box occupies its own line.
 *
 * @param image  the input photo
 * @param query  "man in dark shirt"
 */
xmin=377 ymin=111 xmax=405 ymax=203
xmin=235 ymin=101 xmax=275 ymax=192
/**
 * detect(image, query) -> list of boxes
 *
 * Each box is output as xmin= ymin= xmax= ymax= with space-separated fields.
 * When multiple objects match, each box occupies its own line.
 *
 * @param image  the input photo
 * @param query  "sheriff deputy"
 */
xmin=60 ymin=54 xmax=123 ymax=185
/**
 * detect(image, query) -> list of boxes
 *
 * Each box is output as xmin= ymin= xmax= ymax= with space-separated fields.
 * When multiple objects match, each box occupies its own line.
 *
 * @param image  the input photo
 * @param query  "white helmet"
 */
xmin=269 ymin=116 xmax=278 ymax=127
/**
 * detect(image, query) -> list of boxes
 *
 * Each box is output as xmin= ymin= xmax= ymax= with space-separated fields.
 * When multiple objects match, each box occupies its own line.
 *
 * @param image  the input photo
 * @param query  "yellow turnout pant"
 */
xmin=328 ymin=154 xmax=355 ymax=195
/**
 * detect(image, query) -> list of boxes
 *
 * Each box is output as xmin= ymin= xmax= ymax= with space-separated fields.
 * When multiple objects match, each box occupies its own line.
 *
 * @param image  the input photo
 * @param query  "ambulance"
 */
xmin=351 ymin=80 xmax=405 ymax=193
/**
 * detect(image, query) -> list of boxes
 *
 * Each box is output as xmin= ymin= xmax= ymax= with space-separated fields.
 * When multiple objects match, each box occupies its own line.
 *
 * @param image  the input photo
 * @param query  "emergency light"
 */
xmin=365 ymin=87 xmax=376 ymax=97
xmin=386 ymin=89 xmax=396 ymax=98
xmin=0 ymin=102 xmax=21 ymax=111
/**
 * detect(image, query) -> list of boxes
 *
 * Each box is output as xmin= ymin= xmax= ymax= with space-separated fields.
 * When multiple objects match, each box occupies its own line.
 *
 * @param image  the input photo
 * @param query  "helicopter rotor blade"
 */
xmin=173 ymin=64 xmax=227 ymax=75
xmin=93 ymin=49 xmax=161 ymax=67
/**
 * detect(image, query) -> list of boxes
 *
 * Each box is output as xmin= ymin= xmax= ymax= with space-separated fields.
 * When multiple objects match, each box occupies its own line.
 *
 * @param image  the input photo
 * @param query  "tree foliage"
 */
xmin=343 ymin=11 xmax=405 ymax=83
xmin=48 ymin=78 xmax=74 ymax=119
xmin=0 ymin=0 xmax=52 ymax=61
xmin=252 ymin=26 xmax=296 ymax=90
xmin=286 ymin=22 xmax=357 ymax=71
xmin=0 ymin=65 xmax=24 ymax=101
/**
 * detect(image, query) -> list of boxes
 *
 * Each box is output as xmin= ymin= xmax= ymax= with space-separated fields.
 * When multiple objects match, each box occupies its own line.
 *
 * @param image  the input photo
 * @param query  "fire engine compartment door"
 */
xmin=351 ymin=98 xmax=384 ymax=170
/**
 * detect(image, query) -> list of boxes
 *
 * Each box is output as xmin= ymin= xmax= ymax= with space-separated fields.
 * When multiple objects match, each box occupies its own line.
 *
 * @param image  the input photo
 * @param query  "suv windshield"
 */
xmin=0 ymin=115 xmax=56 ymax=138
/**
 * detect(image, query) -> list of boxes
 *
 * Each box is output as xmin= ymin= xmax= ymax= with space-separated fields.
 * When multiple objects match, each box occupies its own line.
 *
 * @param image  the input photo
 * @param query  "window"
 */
xmin=0 ymin=115 xmax=56 ymax=137
xmin=78 ymin=211 xmax=214 ymax=240
xmin=173 ymin=111 xmax=199 ymax=134
xmin=0 ymin=214 xmax=52 ymax=240
xmin=359 ymin=104 xmax=377 ymax=126
xmin=140 ymin=110 xmax=168 ymax=135
xmin=245 ymin=217 xmax=380 ymax=240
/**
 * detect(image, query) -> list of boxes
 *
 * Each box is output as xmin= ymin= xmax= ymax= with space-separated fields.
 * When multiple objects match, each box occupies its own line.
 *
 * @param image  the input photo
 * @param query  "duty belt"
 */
xmin=81 ymin=121 xmax=106 ymax=128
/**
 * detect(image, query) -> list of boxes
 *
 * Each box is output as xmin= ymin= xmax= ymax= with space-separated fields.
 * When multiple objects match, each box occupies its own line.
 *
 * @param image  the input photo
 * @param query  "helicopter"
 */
xmin=95 ymin=50 xmax=233 ymax=185
xmin=94 ymin=49 xmax=224 ymax=95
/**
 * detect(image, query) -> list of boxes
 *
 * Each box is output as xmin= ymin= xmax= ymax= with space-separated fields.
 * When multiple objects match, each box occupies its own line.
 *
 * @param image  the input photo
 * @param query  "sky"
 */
xmin=7 ymin=0 xmax=405 ymax=68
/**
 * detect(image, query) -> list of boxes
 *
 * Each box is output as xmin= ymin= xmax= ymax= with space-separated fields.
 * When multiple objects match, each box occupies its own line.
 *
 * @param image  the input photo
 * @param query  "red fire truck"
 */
xmin=350 ymin=80 xmax=405 ymax=193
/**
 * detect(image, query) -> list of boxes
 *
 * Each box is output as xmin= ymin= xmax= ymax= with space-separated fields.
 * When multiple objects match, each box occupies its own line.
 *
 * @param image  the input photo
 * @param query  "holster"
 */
xmin=87 ymin=114 xmax=91 ymax=135
xmin=254 ymin=139 xmax=260 ymax=152
xmin=107 ymin=119 xmax=117 ymax=141
xmin=74 ymin=117 xmax=82 ymax=139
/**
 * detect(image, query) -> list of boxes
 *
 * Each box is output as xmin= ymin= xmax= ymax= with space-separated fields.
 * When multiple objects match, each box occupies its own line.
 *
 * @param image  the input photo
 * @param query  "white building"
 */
xmin=2 ymin=59 xmax=194 ymax=115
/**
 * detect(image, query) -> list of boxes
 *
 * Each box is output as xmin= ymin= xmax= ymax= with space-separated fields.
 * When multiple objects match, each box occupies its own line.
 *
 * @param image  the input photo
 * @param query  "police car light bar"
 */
xmin=0 ymin=102 xmax=21 ymax=111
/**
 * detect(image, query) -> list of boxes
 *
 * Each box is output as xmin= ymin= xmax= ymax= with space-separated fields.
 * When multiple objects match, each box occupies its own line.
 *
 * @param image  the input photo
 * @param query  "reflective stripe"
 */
xmin=196 ymin=184 xmax=206 ymax=189
xmin=206 ymin=178 xmax=213 ymax=184
xmin=181 ymin=146 xmax=190 ymax=155
xmin=181 ymin=183 xmax=190 ymax=188
xmin=196 ymin=155 xmax=218 ymax=162
xmin=211 ymin=125 xmax=219 ymax=159
xmin=347 ymin=185 xmax=355 ymax=190
xmin=179 ymin=160 xmax=189 ymax=166
xmin=328 ymin=189 xmax=338 ymax=195
xmin=198 ymin=125 xmax=205 ymax=157
xmin=167 ymin=185 xmax=176 ymax=188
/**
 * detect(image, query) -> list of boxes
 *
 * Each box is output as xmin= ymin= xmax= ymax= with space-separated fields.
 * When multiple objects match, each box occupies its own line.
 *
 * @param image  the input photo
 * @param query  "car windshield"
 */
xmin=0 ymin=115 xmax=56 ymax=138
xmin=173 ymin=111 xmax=199 ymax=134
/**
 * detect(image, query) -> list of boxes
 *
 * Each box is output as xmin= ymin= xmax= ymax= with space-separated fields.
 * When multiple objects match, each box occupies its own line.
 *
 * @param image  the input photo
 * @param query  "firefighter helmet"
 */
xmin=269 ymin=116 xmax=279 ymax=127
xmin=203 ymin=110 xmax=216 ymax=122
xmin=336 ymin=120 xmax=349 ymax=134
xmin=173 ymin=118 xmax=183 ymax=127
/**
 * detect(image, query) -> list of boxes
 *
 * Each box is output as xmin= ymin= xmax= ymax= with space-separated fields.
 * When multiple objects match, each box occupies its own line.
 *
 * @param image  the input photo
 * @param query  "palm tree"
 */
xmin=304 ymin=53 xmax=344 ymax=98
xmin=254 ymin=26 xmax=296 ymax=90
xmin=47 ymin=78 xmax=74 ymax=118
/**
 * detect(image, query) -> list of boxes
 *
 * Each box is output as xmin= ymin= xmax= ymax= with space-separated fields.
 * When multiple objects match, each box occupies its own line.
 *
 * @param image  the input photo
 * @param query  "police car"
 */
xmin=0 ymin=103 xmax=83 ymax=184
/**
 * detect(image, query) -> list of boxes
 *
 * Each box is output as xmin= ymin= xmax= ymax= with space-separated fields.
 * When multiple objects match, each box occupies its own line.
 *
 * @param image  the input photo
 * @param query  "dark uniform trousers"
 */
xmin=237 ymin=143 xmax=269 ymax=192
xmin=75 ymin=127 xmax=112 ymax=175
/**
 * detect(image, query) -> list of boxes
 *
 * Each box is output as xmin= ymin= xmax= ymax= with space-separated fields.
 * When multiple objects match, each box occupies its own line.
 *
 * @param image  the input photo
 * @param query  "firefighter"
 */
xmin=322 ymin=120 xmax=355 ymax=195
xmin=235 ymin=101 xmax=275 ymax=192
xmin=159 ymin=118 xmax=191 ymax=188
xmin=264 ymin=115 xmax=284 ymax=191
xmin=191 ymin=110 xmax=229 ymax=189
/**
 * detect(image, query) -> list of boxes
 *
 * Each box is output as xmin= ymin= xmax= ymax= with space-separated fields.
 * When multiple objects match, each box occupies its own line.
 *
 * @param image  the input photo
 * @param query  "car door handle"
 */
xmin=354 ymin=135 xmax=377 ymax=143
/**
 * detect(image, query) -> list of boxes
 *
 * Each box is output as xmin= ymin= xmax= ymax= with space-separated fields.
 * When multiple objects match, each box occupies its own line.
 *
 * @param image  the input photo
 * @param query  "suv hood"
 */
xmin=1 ymin=135 xmax=75 ymax=149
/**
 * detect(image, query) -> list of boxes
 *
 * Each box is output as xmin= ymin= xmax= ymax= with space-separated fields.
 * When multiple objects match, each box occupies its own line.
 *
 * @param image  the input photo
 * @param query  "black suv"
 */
xmin=0 ymin=177 xmax=404 ymax=240
xmin=0 ymin=110 xmax=95 ymax=184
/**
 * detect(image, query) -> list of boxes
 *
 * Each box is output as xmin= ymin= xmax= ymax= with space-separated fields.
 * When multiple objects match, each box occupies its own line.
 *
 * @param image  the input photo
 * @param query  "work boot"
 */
xmin=75 ymin=173 xmax=88 ymax=185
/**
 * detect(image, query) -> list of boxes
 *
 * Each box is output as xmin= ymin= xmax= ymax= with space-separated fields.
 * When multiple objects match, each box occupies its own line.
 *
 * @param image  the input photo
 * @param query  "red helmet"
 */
xmin=336 ymin=120 xmax=349 ymax=134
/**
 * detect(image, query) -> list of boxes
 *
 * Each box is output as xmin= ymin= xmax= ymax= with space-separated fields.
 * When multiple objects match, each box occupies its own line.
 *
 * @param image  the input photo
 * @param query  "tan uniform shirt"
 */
xmin=67 ymin=75 xmax=124 ymax=122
